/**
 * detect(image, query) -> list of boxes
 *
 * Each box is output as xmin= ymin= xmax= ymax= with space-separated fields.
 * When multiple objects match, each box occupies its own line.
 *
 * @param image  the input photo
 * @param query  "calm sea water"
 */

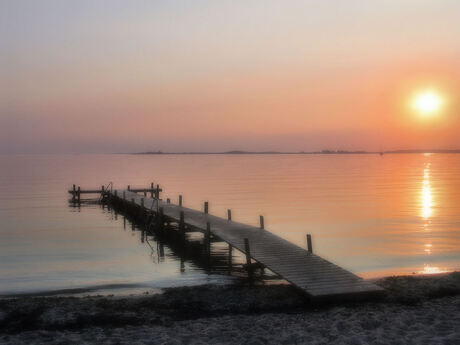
xmin=0 ymin=154 xmax=459 ymax=295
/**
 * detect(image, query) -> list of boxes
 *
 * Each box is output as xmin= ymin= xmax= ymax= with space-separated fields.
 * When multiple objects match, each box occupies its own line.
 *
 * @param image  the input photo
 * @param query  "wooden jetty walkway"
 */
xmin=69 ymin=184 xmax=384 ymax=299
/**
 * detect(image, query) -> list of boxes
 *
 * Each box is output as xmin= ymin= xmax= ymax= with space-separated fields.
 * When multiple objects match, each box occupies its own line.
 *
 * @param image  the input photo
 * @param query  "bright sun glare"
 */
xmin=413 ymin=91 xmax=442 ymax=116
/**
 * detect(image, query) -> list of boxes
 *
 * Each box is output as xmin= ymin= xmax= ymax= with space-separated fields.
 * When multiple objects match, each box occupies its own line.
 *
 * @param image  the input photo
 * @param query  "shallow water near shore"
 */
xmin=0 ymin=153 xmax=459 ymax=295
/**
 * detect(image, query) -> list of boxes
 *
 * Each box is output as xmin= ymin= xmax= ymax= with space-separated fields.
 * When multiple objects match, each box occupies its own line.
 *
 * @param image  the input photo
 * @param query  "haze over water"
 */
xmin=0 ymin=153 xmax=459 ymax=295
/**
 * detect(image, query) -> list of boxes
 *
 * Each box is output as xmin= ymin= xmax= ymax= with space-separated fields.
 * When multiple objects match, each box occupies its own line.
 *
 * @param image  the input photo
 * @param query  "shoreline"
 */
xmin=1 ymin=272 xmax=459 ymax=344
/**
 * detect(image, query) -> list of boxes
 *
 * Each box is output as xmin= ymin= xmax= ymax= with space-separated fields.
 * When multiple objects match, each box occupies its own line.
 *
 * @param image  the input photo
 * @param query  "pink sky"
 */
xmin=1 ymin=1 xmax=459 ymax=153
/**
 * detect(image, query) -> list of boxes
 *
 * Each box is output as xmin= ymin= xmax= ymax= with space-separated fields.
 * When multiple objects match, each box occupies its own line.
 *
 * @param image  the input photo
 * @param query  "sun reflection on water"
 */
xmin=419 ymin=265 xmax=449 ymax=275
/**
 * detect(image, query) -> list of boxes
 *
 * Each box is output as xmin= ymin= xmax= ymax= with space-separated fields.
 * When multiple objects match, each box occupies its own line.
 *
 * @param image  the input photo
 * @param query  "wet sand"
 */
xmin=1 ymin=273 xmax=459 ymax=344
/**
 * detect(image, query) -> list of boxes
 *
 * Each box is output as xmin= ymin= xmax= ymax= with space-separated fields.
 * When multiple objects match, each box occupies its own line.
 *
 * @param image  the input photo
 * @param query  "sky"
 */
xmin=1 ymin=0 xmax=459 ymax=153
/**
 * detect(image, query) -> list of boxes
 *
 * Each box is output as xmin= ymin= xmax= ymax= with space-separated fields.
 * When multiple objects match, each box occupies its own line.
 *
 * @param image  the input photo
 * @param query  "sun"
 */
xmin=413 ymin=91 xmax=442 ymax=116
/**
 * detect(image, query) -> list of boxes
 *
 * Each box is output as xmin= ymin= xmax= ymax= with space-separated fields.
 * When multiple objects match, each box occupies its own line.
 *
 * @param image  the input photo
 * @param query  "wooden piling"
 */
xmin=244 ymin=238 xmax=253 ymax=279
xmin=260 ymin=215 xmax=264 ymax=229
xmin=180 ymin=211 xmax=185 ymax=240
xmin=179 ymin=195 xmax=182 ymax=207
xmin=156 ymin=185 xmax=160 ymax=199
xmin=228 ymin=244 xmax=233 ymax=269
xmin=72 ymin=184 xmax=76 ymax=202
xmin=77 ymin=186 xmax=81 ymax=203
xmin=205 ymin=222 xmax=211 ymax=252
xmin=127 ymin=185 xmax=130 ymax=191
xmin=227 ymin=209 xmax=232 ymax=221
xmin=204 ymin=202 xmax=209 ymax=214
xmin=307 ymin=234 xmax=313 ymax=253
xmin=150 ymin=182 xmax=154 ymax=198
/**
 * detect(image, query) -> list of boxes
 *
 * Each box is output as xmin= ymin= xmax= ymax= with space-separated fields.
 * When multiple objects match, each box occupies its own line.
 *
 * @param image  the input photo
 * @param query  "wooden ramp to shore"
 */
xmin=101 ymin=187 xmax=383 ymax=299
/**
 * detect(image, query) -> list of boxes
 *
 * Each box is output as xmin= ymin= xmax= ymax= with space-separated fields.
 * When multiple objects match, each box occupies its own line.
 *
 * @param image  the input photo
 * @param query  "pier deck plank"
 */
xmin=115 ymin=189 xmax=384 ymax=298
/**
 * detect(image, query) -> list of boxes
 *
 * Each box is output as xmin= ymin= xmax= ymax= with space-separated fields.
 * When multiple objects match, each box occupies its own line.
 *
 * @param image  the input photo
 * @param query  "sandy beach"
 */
xmin=1 ymin=272 xmax=459 ymax=344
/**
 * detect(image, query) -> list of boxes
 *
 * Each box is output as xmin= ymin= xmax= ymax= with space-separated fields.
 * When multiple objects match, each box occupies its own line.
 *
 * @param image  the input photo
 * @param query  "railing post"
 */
xmin=307 ymin=234 xmax=313 ymax=253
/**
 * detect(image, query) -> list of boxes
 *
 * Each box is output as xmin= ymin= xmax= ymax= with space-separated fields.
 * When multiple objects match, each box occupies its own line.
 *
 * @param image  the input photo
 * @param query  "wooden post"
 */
xmin=167 ymin=198 xmax=170 ymax=204
xmin=204 ymin=201 xmax=209 ymax=214
xmin=205 ymin=222 xmax=211 ymax=253
xmin=227 ymin=209 xmax=232 ymax=221
xmin=307 ymin=234 xmax=313 ymax=253
xmin=179 ymin=195 xmax=182 ymax=207
xmin=260 ymin=216 xmax=264 ymax=229
xmin=72 ymin=184 xmax=76 ymax=202
xmin=150 ymin=182 xmax=154 ymax=198
xmin=101 ymin=185 xmax=105 ymax=198
xmin=228 ymin=244 xmax=233 ymax=269
xmin=180 ymin=211 xmax=185 ymax=241
xmin=77 ymin=186 xmax=81 ymax=203
xmin=244 ymin=238 xmax=253 ymax=280
xmin=156 ymin=185 xmax=160 ymax=199
xmin=128 ymin=185 xmax=130 ymax=191
xmin=159 ymin=207 xmax=164 ymax=229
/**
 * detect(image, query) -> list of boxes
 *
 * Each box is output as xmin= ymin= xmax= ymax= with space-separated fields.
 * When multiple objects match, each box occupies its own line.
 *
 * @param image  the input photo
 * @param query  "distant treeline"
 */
xmin=133 ymin=149 xmax=460 ymax=155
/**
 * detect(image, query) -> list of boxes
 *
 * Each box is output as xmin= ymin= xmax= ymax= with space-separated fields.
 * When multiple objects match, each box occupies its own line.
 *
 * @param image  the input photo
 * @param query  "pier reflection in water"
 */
xmin=75 ymin=199 xmax=283 ymax=284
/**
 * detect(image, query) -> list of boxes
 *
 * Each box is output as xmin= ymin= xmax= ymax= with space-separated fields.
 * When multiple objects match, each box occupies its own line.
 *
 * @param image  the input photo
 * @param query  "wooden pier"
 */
xmin=69 ymin=184 xmax=384 ymax=299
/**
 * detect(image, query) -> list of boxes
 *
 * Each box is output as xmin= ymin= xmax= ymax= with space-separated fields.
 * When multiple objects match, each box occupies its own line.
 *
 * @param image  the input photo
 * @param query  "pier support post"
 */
xmin=156 ymin=185 xmax=160 ymax=200
xmin=159 ymin=207 xmax=164 ymax=230
xmin=227 ymin=209 xmax=232 ymax=221
xmin=180 ymin=211 xmax=185 ymax=241
xmin=204 ymin=202 xmax=209 ymax=214
xmin=205 ymin=222 xmax=211 ymax=252
xmin=150 ymin=182 xmax=154 ymax=198
xmin=179 ymin=195 xmax=182 ymax=207
xmin=228 ymin=244 xmax=233 ymax=270
xmin=128 ymin=185 xmax=130 ymax=191
xmin=77 ymin=186 xmax=81 ymax=204
xmin=72 ymin=184 xmax=76 ymax=202
xmin=307 ymin=234 xmax=313 ymax=253
xmin=260 ymin=216 xmax=264 ymax=229
xmin=206 ymin=222 xmax=211 ymax=269
xmin=244 ymin=238 xmax=253 ymax=280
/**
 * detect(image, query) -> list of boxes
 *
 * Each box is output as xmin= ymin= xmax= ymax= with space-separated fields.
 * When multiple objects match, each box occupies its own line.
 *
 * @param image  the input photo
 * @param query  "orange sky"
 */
xmin=1 ymin=1 xmax=459 ymax=153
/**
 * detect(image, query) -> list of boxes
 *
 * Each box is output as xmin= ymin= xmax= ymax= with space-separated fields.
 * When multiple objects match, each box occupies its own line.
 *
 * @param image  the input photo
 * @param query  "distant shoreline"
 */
xmin=131 ymin=149 xmax=460 ymax=155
